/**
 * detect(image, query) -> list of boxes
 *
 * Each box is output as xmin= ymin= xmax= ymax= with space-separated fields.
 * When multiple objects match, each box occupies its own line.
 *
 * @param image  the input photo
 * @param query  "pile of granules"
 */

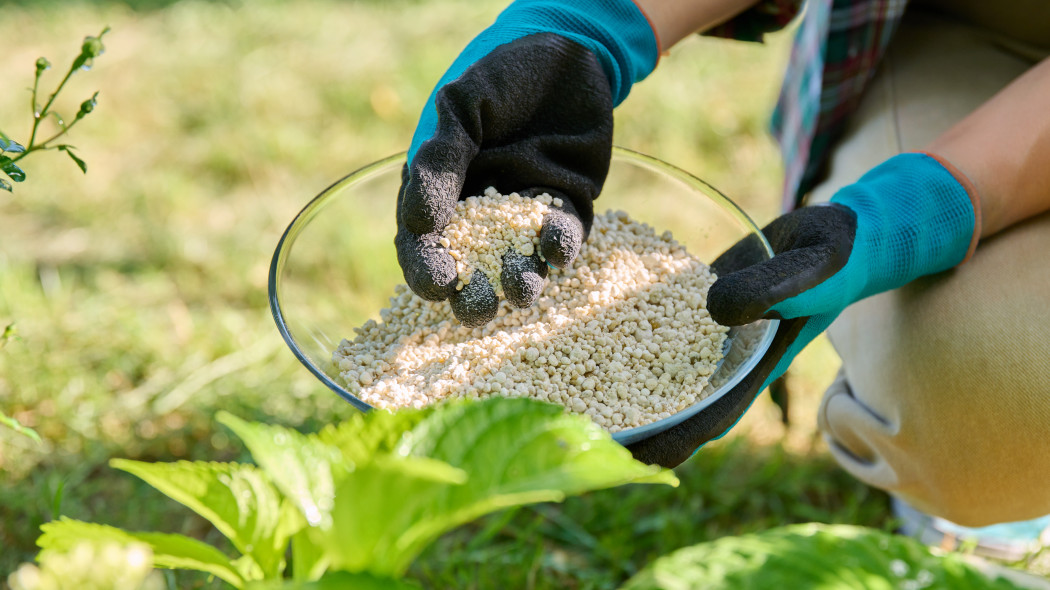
xmin=333 ymin=202 xmax=729 ymax=432
xmin=440 ymin=187 xmax=560 ymax=297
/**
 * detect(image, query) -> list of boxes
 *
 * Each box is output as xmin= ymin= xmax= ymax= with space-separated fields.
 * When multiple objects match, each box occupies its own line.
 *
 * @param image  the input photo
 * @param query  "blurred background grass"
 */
xmin=0 ymin=0 xmax=913 ymax=586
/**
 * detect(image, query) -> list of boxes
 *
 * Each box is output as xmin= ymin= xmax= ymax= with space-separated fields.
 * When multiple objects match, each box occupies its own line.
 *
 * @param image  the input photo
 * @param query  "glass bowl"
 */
xmin=269 ymin=147 xmax=777 ymax=445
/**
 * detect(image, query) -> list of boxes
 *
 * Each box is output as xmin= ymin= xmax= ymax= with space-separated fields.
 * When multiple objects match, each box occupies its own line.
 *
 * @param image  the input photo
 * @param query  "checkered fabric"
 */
xmin=708 ymin=0 xmax=910 ymax=210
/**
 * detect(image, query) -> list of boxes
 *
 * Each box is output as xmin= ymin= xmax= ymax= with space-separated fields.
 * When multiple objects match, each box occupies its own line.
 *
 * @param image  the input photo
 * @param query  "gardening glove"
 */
xmin=395 ymin=0 xmax=659 ymax=327
xmin=627 ymin=152 xmax=981 ymax=468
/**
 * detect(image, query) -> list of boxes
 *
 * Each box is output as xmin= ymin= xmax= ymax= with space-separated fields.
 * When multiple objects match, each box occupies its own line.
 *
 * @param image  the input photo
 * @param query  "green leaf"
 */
xmin=0 ymin=136 xmax=26 ymax=154
xmin=2 ymin=159 xmax=26 ymax=182
xmin=111 ymin=459 xmax=303 ymax=579
xmin=0 ymin=178 xmax=11 ymax=192
xmin=246 ymin=570 xmax=421 ymax=590
xmin=324 ymin=398 xmax=677 ymax=576
xmin=59 ymin=145 xmax=87 ymax=173
xmin=0 ymin=409 xmax=42 ymax=443
xmin=290 ymin=526 xmax=328 ymax=581
xmin=620 ymin=523 xmax=1029 ymax=590
xmin=217 ymin=412 xmax=349 ymax=530
xmin=38 ymin=517 xmax=246 ymax=588
xmin=316 ymin=406 xmax=428 ymax=464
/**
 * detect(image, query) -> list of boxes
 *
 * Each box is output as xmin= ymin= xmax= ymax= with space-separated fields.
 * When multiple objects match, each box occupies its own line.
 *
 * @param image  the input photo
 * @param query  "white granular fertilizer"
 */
xmin=333 ymin=197 xmax=729 ymax=432
xmin=441 ymin=186 xmax=561 ymax=297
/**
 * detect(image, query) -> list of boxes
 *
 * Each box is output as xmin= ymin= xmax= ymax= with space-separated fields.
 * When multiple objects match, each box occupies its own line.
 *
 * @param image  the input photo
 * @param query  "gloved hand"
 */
xmin=395 ymin=0 xmax=658 ymax=327
xmin=627 ymin=152 xmax=981 ymax=467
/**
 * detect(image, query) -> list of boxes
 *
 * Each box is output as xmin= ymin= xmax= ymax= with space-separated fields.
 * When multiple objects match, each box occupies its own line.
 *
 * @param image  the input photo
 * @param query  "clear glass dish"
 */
xmin=269 ymin=147 xmax=778 ymax=445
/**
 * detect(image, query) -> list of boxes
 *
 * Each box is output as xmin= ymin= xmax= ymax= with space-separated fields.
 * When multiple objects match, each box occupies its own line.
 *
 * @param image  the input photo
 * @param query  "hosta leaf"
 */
xmin=325 ymin=398 xmax=677 ymax=575
xmin=247 ymin=570 xmax=420 ymax=590
xmin=217 ymin=412 xmax=348 ymax=529
xmin=620 ymin=523 xmax=1029 ymax=590
xmin=37 ymin=517 xmax=245 ymax=588
xmin=111 ymin=459 xmax=303 ymax=579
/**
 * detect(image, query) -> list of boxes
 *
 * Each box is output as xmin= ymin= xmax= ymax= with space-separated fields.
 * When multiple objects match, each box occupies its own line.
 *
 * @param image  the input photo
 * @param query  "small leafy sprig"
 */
xmin=0 ymin=27 xmax=109 ymax=192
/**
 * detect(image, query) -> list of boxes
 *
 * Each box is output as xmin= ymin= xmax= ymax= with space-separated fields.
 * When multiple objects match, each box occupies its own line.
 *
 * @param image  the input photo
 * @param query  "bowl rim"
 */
xmin=268 ymin=146 xmax=779 ymax=442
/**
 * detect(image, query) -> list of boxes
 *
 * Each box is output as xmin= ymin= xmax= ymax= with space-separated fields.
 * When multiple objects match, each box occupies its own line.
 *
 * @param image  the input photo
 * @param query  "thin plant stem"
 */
xmin=27 ymin=65 xmax=76 ymax=150
xmin=6 ymin=118 xmax=84 ymax=168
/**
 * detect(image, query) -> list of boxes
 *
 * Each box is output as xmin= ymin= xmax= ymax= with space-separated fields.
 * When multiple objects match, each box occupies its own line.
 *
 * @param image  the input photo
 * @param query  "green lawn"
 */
xmin=3 ymin=1 xmax=1038 ymax=588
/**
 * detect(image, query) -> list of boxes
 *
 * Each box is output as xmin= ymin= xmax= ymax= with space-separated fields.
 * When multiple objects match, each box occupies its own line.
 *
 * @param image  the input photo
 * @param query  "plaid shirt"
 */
xmin=709 ymin=0 xmax=910 ymax=210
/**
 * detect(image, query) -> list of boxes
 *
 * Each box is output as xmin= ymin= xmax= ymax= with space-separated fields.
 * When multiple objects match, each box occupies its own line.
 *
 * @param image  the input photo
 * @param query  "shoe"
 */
xmin=893 ymin=496 xmax=1050 ymax=562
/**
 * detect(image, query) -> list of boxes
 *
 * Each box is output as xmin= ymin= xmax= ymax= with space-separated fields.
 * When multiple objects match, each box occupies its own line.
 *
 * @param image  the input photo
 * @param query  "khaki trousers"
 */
xmin=806 ymin=10 xmax=1050 ymax=527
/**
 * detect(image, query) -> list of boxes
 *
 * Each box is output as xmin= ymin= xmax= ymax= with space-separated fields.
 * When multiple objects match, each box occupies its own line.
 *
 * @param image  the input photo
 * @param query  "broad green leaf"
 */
xmin=620 ymin=523 xmax=1028 ymax=590
xmin=2 ymin=160 xmax=26 ymax=182
xmin=0 ymin=136 xmax=25 ymax=154
xmin=404 ymin=398 xmax=679 ymax=491
xmin=290 ymin=526 xmax=328 ymax=581
xmin=324 ymin=457 xmax=472 ymax=574
xmin=0 ymin=409 xmax=42 ymax=443
xmin=38 ymin=517 xmax=245 ymax=588
xmin=111 ymin=459 xmax=303 ymax=579
xmin=0 ymin=177 xmax=11 ymax=192
xmin=325 ymin=398 xmax=677 ymax=576
xmin=59 ymin=145 xmax=88 ymax=173
xmin=217 ymin=412 xmax=348 ymax=529
xmin=316 ymin=406 xmax=428 ymax=464
xmin=247 ymin=570 xmax=420 ymax=590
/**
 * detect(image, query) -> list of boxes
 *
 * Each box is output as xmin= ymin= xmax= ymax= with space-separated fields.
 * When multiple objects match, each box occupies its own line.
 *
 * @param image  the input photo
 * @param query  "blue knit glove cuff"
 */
xmin=772 ymin=152 xmax=977 ymax=320
xmin=408 ymin=0 xmax=658 ymax=161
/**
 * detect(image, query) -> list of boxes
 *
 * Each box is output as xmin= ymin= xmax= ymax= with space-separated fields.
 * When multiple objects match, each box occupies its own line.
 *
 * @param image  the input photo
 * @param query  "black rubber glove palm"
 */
xmin=626 ymin=204 xmax=858 ymax=468
xmin=395 ymin=33 xmax=614 ymax=327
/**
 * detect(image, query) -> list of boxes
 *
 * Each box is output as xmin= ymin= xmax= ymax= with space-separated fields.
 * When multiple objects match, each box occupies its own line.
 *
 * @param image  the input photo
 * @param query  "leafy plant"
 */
xmin=621 ymin=523 xmax=1029 ymax=589
xmin=0 ymin=27 xmax=108 ymax=192
xmin=34 ymin=398 xmax=677 ymax=587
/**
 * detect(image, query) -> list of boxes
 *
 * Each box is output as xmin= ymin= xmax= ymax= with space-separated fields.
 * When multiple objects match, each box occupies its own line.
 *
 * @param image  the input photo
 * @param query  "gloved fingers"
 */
xmin=399 ymin=103 xmax=479 ymax=235
xmin=449 ymin=271 xmax=499 ymax=328
xmin=394 ymin=227 xmax=458 ymax=302
xmin=708 ymin=248 xmax=845 ymax=325
xmin=711 ymin=233 xmax=771 ymax=277
xmin=707 ymin=204 xmax=857 ymax=326
xmin=537 ymin=194 xmax=586 ymax=269
xmin=501 ymin=250 xmax=549 ymax=309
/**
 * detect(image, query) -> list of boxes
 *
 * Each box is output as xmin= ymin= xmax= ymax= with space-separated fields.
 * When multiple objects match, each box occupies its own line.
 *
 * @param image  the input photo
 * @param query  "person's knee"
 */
xmin=819 ymin=369 xmax=1050 ymax=527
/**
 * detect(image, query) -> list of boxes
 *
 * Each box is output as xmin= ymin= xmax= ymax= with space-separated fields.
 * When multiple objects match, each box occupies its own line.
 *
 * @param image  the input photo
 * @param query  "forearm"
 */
xmin=927 ymin=57 xmax=1050 ymax=238
xmin=632 ymin=0 xmax=760 ymax=51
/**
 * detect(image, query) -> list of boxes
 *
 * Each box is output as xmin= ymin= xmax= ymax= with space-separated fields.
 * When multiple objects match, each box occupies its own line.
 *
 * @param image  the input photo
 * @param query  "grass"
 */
xmin=1 ymin=0 xmax=1043 ymax=588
